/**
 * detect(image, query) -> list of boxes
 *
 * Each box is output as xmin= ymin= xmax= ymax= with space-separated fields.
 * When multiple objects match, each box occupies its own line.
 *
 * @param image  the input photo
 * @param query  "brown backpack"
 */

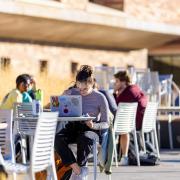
xmin=35 ymin=151 xmax=72 ymax=180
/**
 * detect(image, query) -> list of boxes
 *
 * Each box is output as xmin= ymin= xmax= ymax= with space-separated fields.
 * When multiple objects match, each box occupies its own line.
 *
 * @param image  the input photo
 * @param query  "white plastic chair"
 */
xmin=13 ymin=103 xmax=36 ymax=136
xmin=13 ymin=102 xmax=36 ymax=163
xmin=13 ymin=102 xmax=33 ymax=118
xmin=113 ymin=102 xmax=140 ymax=166
xmin=1 ymin=112 xmax=59 ymax=180
xmin=141 ymin=102 xmax=160 ymax=158
xmin=0 ymin=109 xmax=15 ymax=163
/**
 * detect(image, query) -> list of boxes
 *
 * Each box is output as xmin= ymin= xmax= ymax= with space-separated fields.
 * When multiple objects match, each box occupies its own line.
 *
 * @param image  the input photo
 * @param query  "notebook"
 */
xmin=50 ymin=95 xmax=82 ymax=117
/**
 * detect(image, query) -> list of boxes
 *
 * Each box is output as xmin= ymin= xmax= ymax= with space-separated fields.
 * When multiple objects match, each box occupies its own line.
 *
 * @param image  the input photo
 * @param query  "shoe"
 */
xmin=69 ymin=166 xmax=88 ymax=180
xmin=119 ymin=156 xmax=129 ymax=166
xmin=105 ymin=170 xmax=112 ymax=175
xmin=98 ymin=163 xmax=104 ymax=173
xmin=69 ymin=171 xmax=77 ymax=180
xmin=79 ymin=166 xmax=88 ymax=180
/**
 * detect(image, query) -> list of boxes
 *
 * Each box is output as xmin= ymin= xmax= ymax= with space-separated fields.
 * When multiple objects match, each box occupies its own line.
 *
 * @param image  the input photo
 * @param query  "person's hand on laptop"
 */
xmin=85 ymin=120 xmax=94 ymax=129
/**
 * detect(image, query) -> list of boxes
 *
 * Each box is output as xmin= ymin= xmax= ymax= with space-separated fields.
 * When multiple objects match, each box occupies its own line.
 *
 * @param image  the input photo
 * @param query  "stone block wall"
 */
xmin=0 ymin=42 xmax=147 ymax=104
xmin=124 ymin=0 xmax=180 ymax=25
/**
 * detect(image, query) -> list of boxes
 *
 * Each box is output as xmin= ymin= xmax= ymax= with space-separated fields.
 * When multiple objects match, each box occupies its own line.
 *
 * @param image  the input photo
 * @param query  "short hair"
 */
xmin=76 ymin=65 xmax=94 ymax=84
xmin=114 ymin=71 xmax=131 ymax=84
xmin=16 ymin=75 xmax=29 ymax=88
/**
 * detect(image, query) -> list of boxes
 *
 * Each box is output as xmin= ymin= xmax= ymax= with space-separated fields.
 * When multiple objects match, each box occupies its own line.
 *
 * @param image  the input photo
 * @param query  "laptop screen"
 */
xmin=50 ymin=95 xmax=82 ymax=117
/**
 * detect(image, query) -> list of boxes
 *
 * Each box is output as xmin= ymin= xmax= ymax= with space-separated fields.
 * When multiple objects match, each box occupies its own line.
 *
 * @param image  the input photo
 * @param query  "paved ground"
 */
xmin=7 ymin=150 xmax=180 ymax=180
xmin=88 ymin=150 xmax=180 ymax=180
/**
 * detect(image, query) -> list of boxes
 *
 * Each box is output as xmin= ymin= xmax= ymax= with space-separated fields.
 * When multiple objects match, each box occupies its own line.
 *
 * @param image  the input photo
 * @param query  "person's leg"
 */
xmin=98 ymin=129 xmax=109 ymax=167
xmin=104 ymin=127 xmax=114 ymax=174
xmin=76 ymin=131 xmax=97 ymax=167
xmin=120 ymin=133 xmax=130 ymax=157
xmin=55 ymin=122 xmax=81 ymax=174
xmin=119 ymin=133 xmax=129 ymax=165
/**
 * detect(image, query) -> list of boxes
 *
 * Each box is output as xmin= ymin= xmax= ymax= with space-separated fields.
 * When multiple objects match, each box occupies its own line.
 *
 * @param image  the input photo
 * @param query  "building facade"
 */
xmin=0 ymin=0 xmax=180 ymax=104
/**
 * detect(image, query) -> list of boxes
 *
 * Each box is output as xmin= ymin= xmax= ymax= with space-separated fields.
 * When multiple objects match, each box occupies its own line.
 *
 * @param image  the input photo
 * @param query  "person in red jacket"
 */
xmin=113 ymin=71 xmax=147 ymax=166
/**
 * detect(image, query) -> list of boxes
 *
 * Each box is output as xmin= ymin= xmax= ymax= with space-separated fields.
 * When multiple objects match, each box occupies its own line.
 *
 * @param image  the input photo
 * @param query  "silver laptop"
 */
xmin=50 ymin=95 xmax=82 ymax=117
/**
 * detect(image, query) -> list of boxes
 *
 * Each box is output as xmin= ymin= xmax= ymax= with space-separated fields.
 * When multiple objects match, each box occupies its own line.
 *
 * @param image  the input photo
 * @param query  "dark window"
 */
xmin=0 ymin=57 xmax=11 ymax=70
xmin=39 ymin=60 xmax=48 ymax=73
xmin=89 ymin=0 xmax=124 ymax=11
xmin=71 ymin=62 xmax=78 ymax=75
xmin=102 ymin=63 xmax=108 ymax=67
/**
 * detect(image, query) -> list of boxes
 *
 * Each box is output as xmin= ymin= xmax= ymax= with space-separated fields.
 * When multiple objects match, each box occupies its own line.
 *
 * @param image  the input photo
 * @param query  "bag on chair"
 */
xmin=35 ymin=151 xmax=72 ymax=180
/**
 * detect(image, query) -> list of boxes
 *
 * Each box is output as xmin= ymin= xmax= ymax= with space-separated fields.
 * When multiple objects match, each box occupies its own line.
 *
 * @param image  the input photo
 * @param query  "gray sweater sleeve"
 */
xmin=92 ymin=94 xmax=110 ymax=130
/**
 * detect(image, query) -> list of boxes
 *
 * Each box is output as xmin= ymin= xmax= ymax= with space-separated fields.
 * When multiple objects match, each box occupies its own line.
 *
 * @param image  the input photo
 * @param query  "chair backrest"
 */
xmin=0 ymin=109 xmax=15 ymax=162
xmin=114 ymin=103 xmax=138 ymax=134
xmin=13 ymin=102 xmax=33 ymax=118
xmin=142 ymin=102 xmax=158 ymax=133
xmin=13 ymin=103 xmax=36 ymax=135
xmin=31 ymin=112 xmax=58 ymax=173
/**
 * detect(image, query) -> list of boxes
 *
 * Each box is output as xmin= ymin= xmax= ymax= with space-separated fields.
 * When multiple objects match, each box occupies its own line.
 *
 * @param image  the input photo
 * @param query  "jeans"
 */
xmin=55 ymin=122 xmax=108 ymax=167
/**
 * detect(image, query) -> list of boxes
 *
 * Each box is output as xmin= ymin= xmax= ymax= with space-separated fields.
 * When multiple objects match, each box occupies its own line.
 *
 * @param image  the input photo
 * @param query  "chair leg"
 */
xmin=108 ymin=174 xmax=112 ymax=180
xmin=141 ymin=131 xmax=146 ymax=153
xmin=21 ymin=137 xmax=27 ymax=164
xmin=132 ymin=130 xmax=140 ymax=166
xmin=113 ymin=133 xmax=118 ymax=167
xmin=150 ymin=131 xmax=155 ymax=148
xmin=153 ymin=129 xmax=160 ymax=159
xmin=146 ymin=133 xmax=150 ymax=143
xmin=12 ymin=172 xmax=16 ymax=180
xmin=30 ymin=172 xmax=36 ymax=180
xmin=46 ymin=166 xmax=52 ymax=180
xmin=51 ymin=158 xmax=58 ymax=180
xmin=93 ymin=140 xmax=97 ymax=180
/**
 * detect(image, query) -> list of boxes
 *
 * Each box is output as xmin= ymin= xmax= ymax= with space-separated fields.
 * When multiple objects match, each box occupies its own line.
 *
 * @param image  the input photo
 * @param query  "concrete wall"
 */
xmin=124 ymin=0 xmax=180 ymax=25
xmin=0 ymin=41 xmax=147 ymax=104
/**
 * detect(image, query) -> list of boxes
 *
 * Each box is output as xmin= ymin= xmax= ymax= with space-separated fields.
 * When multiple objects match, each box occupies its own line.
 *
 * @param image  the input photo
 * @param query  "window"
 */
xmin=71 ymin=62 xmax=78 ymax=75
xmin=0 ymin=57 xmax=11 ymax=70
xmin=102 ymin=63 xmax=108 ymax=67
xmin=39 ymin=60 xmax=48 ymax=73
xmin=89 ymin=0 xmax=124 ymax=11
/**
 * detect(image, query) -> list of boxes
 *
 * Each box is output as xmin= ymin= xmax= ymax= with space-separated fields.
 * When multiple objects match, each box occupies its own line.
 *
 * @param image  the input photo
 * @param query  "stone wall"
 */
xmin=0 ymin=42 xmax=147 ymax=104
xmin=124 ymin=0 xmax=180 ymax=25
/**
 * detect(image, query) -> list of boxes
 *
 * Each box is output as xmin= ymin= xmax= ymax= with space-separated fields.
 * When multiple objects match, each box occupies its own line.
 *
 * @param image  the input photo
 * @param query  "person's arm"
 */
xmin=92 ymin=95 xmax=110 ymax=130
xmin=130 ymin=85 xmax=147 ymax=107
xmin=99 ymin=90 xmax=117 ymax=116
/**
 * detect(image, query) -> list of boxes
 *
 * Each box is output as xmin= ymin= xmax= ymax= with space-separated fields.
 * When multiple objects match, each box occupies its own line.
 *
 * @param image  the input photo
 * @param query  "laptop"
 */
xmin=50 ymin=95 xmax=82 ymax=117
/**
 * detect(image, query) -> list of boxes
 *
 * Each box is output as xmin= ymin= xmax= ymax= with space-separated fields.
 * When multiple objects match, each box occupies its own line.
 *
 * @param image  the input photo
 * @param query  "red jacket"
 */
xmin=114 ymin=85 xmax=147 ymax=130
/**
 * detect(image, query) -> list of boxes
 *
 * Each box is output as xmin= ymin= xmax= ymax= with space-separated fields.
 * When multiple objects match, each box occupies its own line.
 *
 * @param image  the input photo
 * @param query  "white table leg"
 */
xmin=168 ymin=114 xmax=173 ymax=149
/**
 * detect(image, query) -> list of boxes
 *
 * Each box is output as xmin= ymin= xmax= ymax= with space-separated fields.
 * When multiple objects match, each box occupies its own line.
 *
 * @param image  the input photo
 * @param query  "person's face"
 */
xmin=114 ymin=78 xmax=126 ymax=92
xmin=76 ymin=82 xmax=93 ymax=96
xmin=19 ymin=80 xmax=30 ymax=93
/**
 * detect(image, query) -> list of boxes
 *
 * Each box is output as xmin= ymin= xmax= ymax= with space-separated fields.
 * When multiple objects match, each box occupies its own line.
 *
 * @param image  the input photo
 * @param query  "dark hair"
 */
xmin=114 ymin=71 xmax=131 ymax=84
xmin=21 ymin=73 xmax=34 ymax=82
xmin=76 ymin=65 xmax=94 ymax=84
xmin=16 ymin=74 xmax=29 ymax=88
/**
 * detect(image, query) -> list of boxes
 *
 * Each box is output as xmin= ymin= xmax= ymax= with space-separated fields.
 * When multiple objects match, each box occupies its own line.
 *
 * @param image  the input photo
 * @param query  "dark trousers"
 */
xmin=55 ymin=122 xmax=102 ymax=167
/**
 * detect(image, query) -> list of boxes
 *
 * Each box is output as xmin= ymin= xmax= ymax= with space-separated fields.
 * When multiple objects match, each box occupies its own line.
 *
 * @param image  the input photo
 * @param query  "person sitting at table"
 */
xmin=55 ymin=65 xmax=109 ymax=179
xmin=0 ymin=74 xmax=30 ymax=110
xmin=113 ymin=71 xmax=147 ymax=166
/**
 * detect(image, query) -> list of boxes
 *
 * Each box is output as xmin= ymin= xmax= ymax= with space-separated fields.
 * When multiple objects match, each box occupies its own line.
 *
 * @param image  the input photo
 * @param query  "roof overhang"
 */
xmin=149 ymin=39 xmax=180 ymax=55
xmin=0 ymin=0 xmax=180 ymax=50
